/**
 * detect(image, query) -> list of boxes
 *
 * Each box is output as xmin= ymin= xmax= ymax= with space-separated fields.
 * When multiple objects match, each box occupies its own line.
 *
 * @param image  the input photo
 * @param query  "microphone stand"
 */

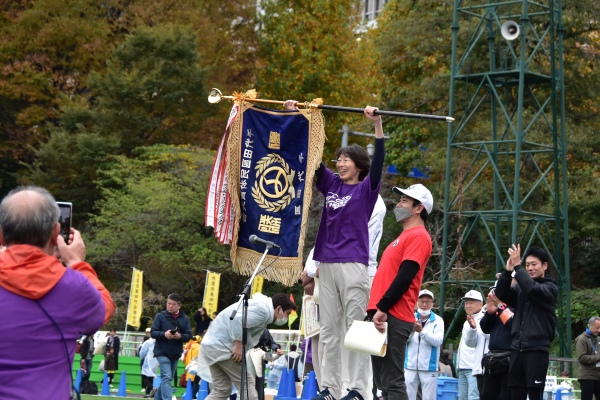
xmin=229 ymin=242 xmax=273 ymax=400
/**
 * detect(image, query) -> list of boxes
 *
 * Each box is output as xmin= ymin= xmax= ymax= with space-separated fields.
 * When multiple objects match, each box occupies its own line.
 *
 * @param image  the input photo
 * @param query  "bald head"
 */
xmin=0 ymin=186 xmax=60 ymax=248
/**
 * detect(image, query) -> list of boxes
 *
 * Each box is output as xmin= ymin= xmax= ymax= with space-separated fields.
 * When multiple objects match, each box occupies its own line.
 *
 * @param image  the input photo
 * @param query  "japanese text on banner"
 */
xmin=203 ymin=271 xmax=221 ymax=317
xmin=251 ymin=275 xmax=264 ymax=295
xmin=126 ymin=268 xmax=143 ymax=328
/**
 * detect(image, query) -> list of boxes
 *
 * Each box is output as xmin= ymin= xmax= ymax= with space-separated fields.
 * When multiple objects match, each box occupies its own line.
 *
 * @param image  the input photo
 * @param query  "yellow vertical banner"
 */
xmin=288 ymin=293 xmax=298 ymax=327
xmin=251 ymin=276 xmax=264 ymax=295
xmin=203 ymin=271 xmax=221 ymax=317
xmin=126 ymin=268 xmax=144 ymax=328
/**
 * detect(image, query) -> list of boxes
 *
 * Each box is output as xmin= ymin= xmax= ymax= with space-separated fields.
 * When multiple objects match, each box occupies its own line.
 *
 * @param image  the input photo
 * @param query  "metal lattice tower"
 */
xmin=440 ymin=0 xmax=571 ymax=356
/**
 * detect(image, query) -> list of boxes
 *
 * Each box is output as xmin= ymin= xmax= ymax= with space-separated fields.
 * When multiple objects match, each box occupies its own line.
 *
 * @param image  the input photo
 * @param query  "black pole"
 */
xmin=316 ymin=104 xmax=453 ymax=122
xmin=240 ymin=288 xmax=250 ymax=400
xmin=209 ymin=88 xmax=454 ymax=122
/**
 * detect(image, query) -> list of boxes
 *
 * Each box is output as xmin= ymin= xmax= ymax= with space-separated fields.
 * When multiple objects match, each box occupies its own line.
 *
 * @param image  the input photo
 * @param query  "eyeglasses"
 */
xmin=418 ymin=299 xmax=433 ymax=304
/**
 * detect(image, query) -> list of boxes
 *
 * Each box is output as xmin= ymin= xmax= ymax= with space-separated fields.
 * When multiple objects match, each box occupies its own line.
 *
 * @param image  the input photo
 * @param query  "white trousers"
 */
xmin=405 ymin=369 xmax=439 ymax=400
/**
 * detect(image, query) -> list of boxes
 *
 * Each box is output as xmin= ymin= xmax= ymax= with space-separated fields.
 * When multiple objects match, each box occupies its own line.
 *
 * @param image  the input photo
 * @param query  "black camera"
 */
xmin=169 ymin=326 xmax=178 ymax=334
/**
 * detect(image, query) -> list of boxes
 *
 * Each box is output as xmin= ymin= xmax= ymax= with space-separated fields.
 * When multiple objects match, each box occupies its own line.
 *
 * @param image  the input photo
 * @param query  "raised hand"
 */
xmin=506 ymin=243 xmax=521 ymax=271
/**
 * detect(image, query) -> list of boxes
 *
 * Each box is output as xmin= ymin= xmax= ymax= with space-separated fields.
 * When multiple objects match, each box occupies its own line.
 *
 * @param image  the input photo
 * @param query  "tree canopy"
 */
xmin=256 ymin=0 xmax=382 ymax=160
xmin=1 ymin=0 xmax=599 ymax=333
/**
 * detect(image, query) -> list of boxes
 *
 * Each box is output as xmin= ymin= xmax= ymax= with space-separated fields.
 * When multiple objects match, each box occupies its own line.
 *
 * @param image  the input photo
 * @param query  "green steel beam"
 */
xmin=440 ymin=0 xmax=571 ymax=357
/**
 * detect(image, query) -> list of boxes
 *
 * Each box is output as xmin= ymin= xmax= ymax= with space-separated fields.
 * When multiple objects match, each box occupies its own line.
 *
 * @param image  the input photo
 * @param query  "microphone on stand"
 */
xmin=249 ymin=234 xmax=281 ymax=249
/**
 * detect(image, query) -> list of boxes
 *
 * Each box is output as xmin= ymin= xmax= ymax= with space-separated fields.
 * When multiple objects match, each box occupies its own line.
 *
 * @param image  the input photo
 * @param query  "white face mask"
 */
xmin=417 ymin=308 xmax=431 ymax=317
xmin=274 ymin=308 xmax=288 ymax=326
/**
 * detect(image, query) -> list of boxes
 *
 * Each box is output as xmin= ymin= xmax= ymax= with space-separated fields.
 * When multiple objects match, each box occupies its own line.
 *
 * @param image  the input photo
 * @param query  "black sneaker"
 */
xmin=146 ymin=387 xmax=157 ymax=398
xmin=311 ymin=388 xmax=336 ymax=400
xmin=339 ymin=389 xmax=364 ymax=400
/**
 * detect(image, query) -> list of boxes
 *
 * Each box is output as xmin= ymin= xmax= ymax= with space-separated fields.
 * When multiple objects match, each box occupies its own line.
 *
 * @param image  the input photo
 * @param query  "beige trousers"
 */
xmin=316 ymin=262 xmax=371 ymax=399
xmin=206 ymin=358 xmax=258 ymax=400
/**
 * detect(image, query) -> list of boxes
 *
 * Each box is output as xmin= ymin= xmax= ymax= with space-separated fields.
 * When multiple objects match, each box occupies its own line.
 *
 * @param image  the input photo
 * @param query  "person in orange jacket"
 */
xmin=184 ymin=335 xmax=202 ymax=398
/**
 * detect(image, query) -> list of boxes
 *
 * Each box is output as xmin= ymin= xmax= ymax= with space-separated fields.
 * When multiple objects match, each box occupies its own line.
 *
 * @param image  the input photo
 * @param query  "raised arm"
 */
xmin=364 ymin=106 xmax=385 ymax=190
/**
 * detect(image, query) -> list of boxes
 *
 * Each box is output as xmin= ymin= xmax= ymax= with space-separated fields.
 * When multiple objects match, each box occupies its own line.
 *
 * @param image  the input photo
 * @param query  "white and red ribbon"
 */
xmin=205 ymin=104 xmax=239 ymax=244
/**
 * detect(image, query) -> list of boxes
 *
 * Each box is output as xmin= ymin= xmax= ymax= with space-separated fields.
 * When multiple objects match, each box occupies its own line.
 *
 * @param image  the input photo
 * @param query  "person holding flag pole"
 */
xmin=283 ymin=101 xmax=385 ymax=400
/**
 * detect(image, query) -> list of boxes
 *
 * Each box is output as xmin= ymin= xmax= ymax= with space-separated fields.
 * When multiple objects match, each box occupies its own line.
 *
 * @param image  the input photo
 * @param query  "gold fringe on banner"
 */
xmin=226 ymin=91 xmax=326 ymax=286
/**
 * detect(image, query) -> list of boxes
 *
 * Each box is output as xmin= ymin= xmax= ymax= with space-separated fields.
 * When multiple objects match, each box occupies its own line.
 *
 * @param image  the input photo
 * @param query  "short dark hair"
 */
xmin=271 ymin=293 xmax=296 ymax=312
xmin=167 ymin=293 xmax=182 ymax=304
xmin=0 ymin=186 xmax=60 ymax=248
xmin=290 ymin=344 xmax=297 ymax=351
xmin=410 ymin=198 xmax=429 ymax=223
xmin=335 ymin=144 xmax=371 ymax=181
xmin=523 ymin=246 xmax=549 ymax=266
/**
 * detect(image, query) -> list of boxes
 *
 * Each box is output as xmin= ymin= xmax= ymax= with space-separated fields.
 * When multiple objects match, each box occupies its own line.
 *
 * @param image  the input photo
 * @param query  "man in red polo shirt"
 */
xmin=367 ymin=184 xmax=433 ymax=400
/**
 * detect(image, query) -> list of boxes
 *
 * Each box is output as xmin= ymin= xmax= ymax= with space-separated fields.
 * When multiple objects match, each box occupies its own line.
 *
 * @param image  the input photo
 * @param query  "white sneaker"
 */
xmin=172 ymin=396 xmax=177 ymax=400
xmin=141 ymin=388 xmax=146 ymax=393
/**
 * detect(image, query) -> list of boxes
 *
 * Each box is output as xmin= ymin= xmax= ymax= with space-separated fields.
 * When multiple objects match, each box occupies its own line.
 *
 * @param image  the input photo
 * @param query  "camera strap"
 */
xmin=167 ymin=315 xmax=180 ymax=331
xmin=36 ymin=301 xmax=81 ymax=400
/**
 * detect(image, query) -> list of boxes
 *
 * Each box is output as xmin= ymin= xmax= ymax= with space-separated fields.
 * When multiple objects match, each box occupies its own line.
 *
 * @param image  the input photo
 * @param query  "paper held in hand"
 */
xmin=344 ymin=320 xmax=388 ymax=357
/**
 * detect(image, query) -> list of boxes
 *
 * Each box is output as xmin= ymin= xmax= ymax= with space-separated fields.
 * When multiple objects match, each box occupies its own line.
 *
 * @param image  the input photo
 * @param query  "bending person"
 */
xmin=199 ymin=293 xmax=297 ymax=400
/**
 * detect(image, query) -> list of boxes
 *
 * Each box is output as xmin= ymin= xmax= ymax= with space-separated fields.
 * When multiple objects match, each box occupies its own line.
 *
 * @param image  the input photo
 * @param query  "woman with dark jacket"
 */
xmin=479 ymin=287 xmax=514 ymax=400
xmin=193 ymin=307 xmax=212 ymax=335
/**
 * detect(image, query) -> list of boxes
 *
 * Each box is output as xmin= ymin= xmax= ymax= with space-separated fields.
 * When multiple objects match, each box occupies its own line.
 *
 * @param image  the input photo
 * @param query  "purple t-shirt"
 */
xmin=313 ymin=168 xmax=380 ymax=265
xmin=0 ymin=268 xmax=105 ymax=399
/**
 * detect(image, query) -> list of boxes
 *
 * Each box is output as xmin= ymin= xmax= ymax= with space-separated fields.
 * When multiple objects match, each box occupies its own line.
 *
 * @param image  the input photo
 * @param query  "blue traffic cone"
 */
xmin=555 ymin=388 xmax=563 ymax=400
xmin=284 ymin=368 xmax=297 ymax=399
xmin=555 ymin=387 xmax=572 ymax=400
xmin=301 ymin=371 xmax=318 ymax=400
xmin=101 ymin=371 xmax=111 ymax=395
xmin=198 ymin=379 xmax=209 ymax=400
xmin=183 ymin=378 xmax=193 ymax=400
xmin=117 ymin=370 xmax=127 ymax=397
xmin=276 ymin=368 xmax=290 ymax=399
xmin=74 ymin=369 xmax=82 ymax=394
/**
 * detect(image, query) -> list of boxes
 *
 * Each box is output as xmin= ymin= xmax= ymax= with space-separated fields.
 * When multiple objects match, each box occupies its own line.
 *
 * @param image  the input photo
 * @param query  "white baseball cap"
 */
xmin=392 ymin=184 xmax=434 ymax=214
xmin=461 ymin=289 xmax=483 ymax=302
xmin=418 ymin=289 xmax=435 ymax=301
